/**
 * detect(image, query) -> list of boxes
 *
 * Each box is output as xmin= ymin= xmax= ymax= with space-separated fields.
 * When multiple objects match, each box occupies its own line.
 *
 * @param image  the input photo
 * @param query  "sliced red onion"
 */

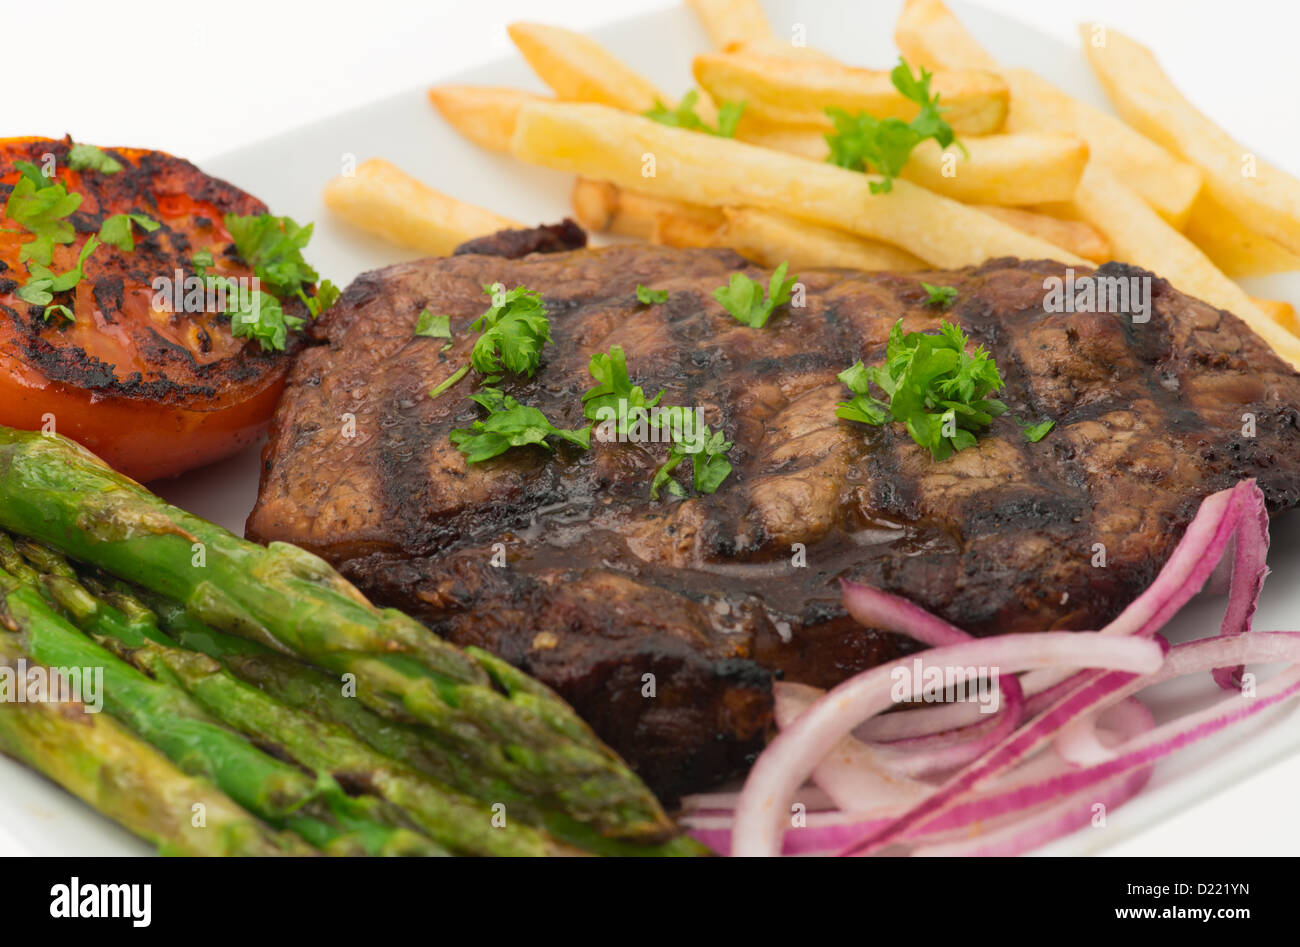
xmin=1100 ymin=484 xmax=1242 ymax=638
xmin=777 ymin=676 xmax=1026 ymax=782
xmin=775 ymin=683 xmax=930 ymax=807
xmin=730 ymin=633 xmax=1164 ymax=857
xmin=1213 ymin=482 xmax=1269 ymax=689
xmin=908 ymin=767 xmax=1153 ymax=857
xmin=714 ymin=483 xmax=1290 ymax=858
xmin=688 ymin=699 xmax=1147 ymax=855
xmin=843 ymin=635 xmax=1300 ymax=856
xmin=835 ymin=657 xmax=1159 ymax=855
xmin=841 ymin=580 xmax=971 ymax=647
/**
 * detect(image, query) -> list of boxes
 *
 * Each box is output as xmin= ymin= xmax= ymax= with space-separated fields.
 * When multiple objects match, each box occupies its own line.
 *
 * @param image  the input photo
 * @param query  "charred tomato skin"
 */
xmin=0 ymin=136 xmax=306 ymax=482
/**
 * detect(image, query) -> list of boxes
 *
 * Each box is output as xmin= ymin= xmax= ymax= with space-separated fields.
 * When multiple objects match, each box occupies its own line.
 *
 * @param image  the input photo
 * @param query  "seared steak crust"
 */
xmin=247 ymin=237 xmax=1300 ymax=800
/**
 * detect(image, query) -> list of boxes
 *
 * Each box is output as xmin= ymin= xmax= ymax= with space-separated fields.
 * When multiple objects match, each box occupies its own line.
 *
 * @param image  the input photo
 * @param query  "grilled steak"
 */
xmin=247 ymin=230 xmax=1300 ymax=801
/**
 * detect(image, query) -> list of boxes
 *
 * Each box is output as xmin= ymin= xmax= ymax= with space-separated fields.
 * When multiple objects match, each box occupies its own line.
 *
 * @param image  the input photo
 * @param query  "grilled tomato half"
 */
xmin=0 ymin=136 xmax=322 ymax=481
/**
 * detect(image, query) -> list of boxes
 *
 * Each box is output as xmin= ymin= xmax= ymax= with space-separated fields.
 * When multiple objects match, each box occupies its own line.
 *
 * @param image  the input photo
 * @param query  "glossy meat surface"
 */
xmin=248 ymin=239 xmax=1300 ymax=799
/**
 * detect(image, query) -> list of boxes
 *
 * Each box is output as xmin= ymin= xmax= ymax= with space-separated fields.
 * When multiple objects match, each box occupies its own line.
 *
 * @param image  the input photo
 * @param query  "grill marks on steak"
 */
xmin=247 ymin=241 xmax=1300 ymax=801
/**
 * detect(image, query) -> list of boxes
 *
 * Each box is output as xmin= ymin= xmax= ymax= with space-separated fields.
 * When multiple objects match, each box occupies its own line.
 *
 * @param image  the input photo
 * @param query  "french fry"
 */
xmin=731 ymin=123 xmax=827 ymax=160
xmin=1068 ymin=162 xmax=1300 ymax=367
xmin=736 ymin=126 xmax=1087 ymax=205
xmin=570 ymin=178 xmax=724 ymax=241
xmin=572 ymin=179 xmax=924 ymax=271
xmin=893 ymin=0 xmax=1202 ymax=226
xmin=1184 ymin=194 xmax=1300 ymax=278
xmin=511 ymin=101 xmax=1085 ymax=269
xmin=973 ymin=205 xmax=1110 ymax=263
xmin=322 ymin=159 xmax=520 ymax=256
xmin=686 ymin=0 xmax=773 ymax=50
xmin=716 ymin=207 xmax=927 ymax=272
xmin=506 ymin=22 xmax=666 ymax=113
xmin=692 ymin=51 xmax=1008 ymax=135
xmin=652 ymin=210 xmax=729 ymax=251
xmin=1082 ymin=27 xmax=1300 ymax=257
xmin=428 ymin=86 xmax=546 ymax=154
xmin=893 ymin=0 xmax=999 ymax=71
xmin=1250 ymin=298 xmax=1300 ymax=335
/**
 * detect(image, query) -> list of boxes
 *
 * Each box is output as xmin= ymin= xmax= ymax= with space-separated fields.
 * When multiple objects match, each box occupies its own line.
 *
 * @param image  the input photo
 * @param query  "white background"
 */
xmin=6 ymin=0 xmax=1300 ymax=858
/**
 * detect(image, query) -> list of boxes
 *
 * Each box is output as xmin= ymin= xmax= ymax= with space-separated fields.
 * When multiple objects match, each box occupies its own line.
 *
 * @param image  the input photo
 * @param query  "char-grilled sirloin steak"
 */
xmin=247 ymin=229 xmax=1300 ymax=801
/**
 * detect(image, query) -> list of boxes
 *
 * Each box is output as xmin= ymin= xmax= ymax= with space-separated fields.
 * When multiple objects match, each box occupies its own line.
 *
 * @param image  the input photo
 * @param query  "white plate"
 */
xmin=3 ymin=0 xmax=1298 ymax=857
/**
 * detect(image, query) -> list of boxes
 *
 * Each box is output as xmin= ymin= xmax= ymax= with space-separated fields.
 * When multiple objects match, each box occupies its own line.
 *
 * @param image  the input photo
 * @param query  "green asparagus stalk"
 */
xmin=0 ymin=427 xmax=671 ymax=841
xmin=0 ymin=558 xmax=445 ymax=856
xmin=53 ymin=549 xmax=709 ymax=856
xmin=141 ymin=593 xmax=710 ymax=856
xmin=0 ymin=636 xmax=312 ymax=856
xmin=14 ymin=544 xmax=572 ymax=857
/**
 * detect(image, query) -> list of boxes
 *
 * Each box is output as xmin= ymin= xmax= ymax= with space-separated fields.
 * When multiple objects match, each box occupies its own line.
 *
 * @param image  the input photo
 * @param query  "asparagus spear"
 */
xmin=43 ymin=546 xmax=709 ymax=856
xmin=0 ymin=427 xmax=671 ymax=841
xmin=142 ymin=593 xmax=711 ymax=856
xmin=0 ymin=635 xmax=312 ymax=856
xmin=14 ymin=545 xmax=570 ymax=857
xmin=0 ymin=559 xmax=445 ymax=856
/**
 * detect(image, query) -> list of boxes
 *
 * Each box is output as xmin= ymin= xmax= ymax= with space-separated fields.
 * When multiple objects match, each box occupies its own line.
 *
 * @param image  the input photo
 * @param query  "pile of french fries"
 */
xmin=324 ymin=0 xmax=1300 ymax=367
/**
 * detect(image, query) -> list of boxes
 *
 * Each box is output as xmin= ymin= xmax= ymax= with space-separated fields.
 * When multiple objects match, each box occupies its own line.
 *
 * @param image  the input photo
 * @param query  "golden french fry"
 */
xmin=570 ymin=178 xmax=724 ymax=241
xmin=908 ymin=136 xmax=1088 ymax=205
xmin=506 ymin=22 xmax=665 ymax=113
xmin=511 ymin=101 xmax=1084 ymax=268
xmin=974 ymin=205 xmax=1111 ymax=262
xmin=893 ymin=0 xmax=1201 ymax=226
xmin=571 ymin=178 xmax=923 ymax=271
xmin=653 ymin=210 xmax=730 ymax=251
xmin=1083 ymin=27 xmax=1300 ymax=257
xmin=685 ymin=0 xmax=836 ymax=59
xmin=1250 ymin=297 xmax=1299 ymax=335
xmin=893 ymin=0 xmax=999 ymax=71
xmin=686 ymin=0 xmax=774 ymax=50
xmin=732 ymin=123 xmax=827 ymax=160
xmin=692 ymin=51 xmax=1008 ymax=135
xmin=717 ymin=207 xmax=927 ymax=272
xmin=1069 ymin=162 xmax=1300 ymax=367
xmin=735 ymin=126 xmax=1087 ymax=206
xmin=428 ymin=86 xmax=546 ymax=154
xmin=1184 ymin=194 xmax=1300 ymax=278
xmin=1001 ymin=69 xmax=1202 ymax=229
xmin=322 ymin=159 xmax=520 ymax=256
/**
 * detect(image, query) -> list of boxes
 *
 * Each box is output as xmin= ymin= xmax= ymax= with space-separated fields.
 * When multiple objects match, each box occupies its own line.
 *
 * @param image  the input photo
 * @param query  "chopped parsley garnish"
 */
xmin=429 ymin=285 xmax=552 ymax=404
xmin=224 ymin=212 xmax=337 ymax=325
xmin=713 ymin=261 xmax=797 ymax=328
xmin=644 ymin=90 xmax=745 ymax=137
xmin=825 ymin=58 xmax=964 ymax=194
xmin=921 ymin=282 xmax=958 ymax=309
xmin=429 ymin=364 xmax=470 ymax=401
xmin=1016 ymin=417 xmax=1055 ymax=443
xmin=98 ymin=213 xmax=159 ymax=252
xmin=415 ymin=308 xmax=451 ymax=339
xmin=581 ymin=343 xmax=734 ymax=499
xmin=227 ymin=288 xmax=304 ymax=352
xmin=836 ymin=319 xmax=1019 ymax=461
xmin=582 ymin=345 xmax=664 ymax=433
xmin=636 ymin=284 xmax=669 ymax=305
xmin=469 ymin=284 xmax=551 ymax=377
xmin=67 ymin=143 xmax=123 ymax=175
xmin=308 ymin=280 xmax=340 ymax=318
xmin=5 ymin=160 xmax=81 ymax=266
xmin=450 ymin=386 xmax=590 ymax=463
xmin=16 ymin=236 xmax=100 ymax=320
xmin=650 ymin=423 xmax=734 ymax=500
